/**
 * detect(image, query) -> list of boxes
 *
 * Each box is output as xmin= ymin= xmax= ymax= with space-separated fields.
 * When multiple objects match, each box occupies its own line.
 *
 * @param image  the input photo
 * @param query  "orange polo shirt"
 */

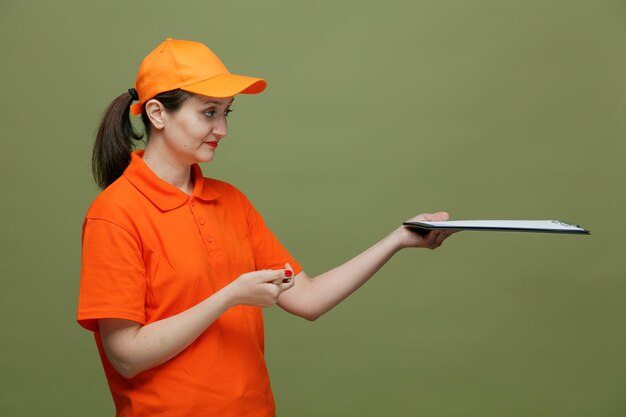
xmin=77 ymin=150 xmax=301 ymax=417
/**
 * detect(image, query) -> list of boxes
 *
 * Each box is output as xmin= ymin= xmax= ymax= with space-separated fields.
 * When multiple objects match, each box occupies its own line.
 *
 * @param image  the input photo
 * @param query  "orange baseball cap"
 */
xmin=130 ymin=38 xmax=266 ymax=116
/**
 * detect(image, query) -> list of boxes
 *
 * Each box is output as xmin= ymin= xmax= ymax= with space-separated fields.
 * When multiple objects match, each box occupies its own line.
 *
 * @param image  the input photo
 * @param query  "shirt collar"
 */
xmin=124 ymin=150 xmax=221 ymax=211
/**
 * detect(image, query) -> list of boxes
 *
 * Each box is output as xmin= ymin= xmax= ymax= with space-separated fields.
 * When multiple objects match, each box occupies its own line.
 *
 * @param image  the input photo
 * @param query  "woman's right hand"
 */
xmin=226 ymin=266 xmax=295 ymax=308
xmin=98 ymin=267 xmax=295 ymax=378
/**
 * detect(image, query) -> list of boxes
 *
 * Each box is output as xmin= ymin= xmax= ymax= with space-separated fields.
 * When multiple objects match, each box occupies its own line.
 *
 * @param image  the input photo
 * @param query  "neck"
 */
xmin=141 ymin=143 xmax=194 ymax=195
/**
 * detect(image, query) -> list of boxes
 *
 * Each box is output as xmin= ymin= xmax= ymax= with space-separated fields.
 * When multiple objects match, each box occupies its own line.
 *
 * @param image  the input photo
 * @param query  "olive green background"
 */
xmin=1 ymin=0 xmax=625 ymax=416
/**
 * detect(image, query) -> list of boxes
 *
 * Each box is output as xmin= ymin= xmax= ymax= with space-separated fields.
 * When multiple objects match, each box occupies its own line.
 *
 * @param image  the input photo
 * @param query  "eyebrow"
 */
xmin=200 ymin=98 xmax=235 ymax=106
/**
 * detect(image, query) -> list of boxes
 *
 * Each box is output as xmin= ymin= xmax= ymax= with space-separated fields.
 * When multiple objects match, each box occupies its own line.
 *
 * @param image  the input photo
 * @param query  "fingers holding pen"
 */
xmin=271 ymin=263 xmax=295 ymax=288
xmin=229 ymin=267 xmax=294 ymax=308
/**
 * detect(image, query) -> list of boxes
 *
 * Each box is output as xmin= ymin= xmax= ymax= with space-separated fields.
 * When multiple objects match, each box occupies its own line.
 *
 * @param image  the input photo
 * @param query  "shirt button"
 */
xmin=206 ymin=236 xmax=214 ymax=243
xmin=198 ymin=218 xmax=205 ymax=225
xmin=210 ymin=253 xmax=219 ymax=260
xmin=190 ymin=200 xmax=196 ymax=207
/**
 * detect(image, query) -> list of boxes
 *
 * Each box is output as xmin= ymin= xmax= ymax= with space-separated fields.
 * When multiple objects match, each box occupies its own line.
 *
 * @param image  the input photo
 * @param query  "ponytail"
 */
xmin=92 ymin=88 xmax=192 ymax=189
xmin=92 ymin=92 xmax=142 ymax=189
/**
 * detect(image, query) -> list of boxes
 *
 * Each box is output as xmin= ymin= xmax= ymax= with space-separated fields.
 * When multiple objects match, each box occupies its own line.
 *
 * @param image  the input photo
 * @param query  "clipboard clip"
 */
xmin=551 ymin=220 xmax=580 ymax=228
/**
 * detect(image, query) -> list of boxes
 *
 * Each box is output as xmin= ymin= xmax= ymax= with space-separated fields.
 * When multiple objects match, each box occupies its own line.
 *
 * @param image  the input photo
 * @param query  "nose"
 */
xmin=212 ymin=116 xmax=227 ymax=140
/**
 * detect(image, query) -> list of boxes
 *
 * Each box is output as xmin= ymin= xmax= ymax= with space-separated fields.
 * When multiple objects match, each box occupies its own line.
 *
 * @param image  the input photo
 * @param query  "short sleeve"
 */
xmin=77 ymin=218 xmax=147 ymax=331
xmin=244 ymin=197 xmax=303 ymax=276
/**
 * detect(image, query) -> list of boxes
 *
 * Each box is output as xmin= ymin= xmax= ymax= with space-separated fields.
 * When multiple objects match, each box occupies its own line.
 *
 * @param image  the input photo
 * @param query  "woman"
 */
xmin=77 ymin=38 xmax=453 ymax=417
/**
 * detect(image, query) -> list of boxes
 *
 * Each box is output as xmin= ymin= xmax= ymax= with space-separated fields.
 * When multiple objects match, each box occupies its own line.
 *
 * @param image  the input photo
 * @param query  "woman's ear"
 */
xmin=145 ymin=99 xmax=166 ymax=130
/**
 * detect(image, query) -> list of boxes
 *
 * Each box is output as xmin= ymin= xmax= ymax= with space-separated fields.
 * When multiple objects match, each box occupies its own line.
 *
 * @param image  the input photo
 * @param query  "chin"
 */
xmin=195 ymin=152 xmax=216 ymax=164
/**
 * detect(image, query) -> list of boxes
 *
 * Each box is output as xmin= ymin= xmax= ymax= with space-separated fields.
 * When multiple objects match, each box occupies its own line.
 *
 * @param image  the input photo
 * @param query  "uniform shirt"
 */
xmin=77 ymin=150 xmax=301 ymax=417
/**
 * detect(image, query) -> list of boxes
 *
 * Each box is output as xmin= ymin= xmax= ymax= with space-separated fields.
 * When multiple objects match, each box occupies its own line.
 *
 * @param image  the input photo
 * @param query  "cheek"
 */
xmin=185 ymin=115 xmax=212 ymax=139
xmin=173 ymin=114 xmax=211 ymax=141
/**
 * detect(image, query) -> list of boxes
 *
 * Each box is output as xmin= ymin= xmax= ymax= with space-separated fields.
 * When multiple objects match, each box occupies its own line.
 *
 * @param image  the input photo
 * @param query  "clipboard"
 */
xmin=402 ymin=220 xmax=590 ymax=235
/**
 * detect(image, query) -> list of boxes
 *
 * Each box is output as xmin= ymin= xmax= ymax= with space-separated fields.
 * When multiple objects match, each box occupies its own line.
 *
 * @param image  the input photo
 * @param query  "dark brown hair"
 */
xmin=92 ymin=89 xmax=193 ymax=189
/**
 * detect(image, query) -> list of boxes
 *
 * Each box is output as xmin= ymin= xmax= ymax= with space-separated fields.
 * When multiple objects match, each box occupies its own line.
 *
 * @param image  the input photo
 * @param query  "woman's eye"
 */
xmin=204 ymin=108 xmax=233 ymax=119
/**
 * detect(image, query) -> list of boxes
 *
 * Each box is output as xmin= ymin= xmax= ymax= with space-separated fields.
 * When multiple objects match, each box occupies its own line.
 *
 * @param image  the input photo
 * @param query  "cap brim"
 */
xmin=183 ymin=74 xmax=266 ymax=98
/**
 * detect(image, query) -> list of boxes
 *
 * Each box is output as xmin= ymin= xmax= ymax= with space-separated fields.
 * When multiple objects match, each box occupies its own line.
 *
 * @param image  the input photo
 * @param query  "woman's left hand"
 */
xmin=277 ymin=211 xmax=456 ymax=321
xmin=395 ymin=211 xmax=456 ymax=250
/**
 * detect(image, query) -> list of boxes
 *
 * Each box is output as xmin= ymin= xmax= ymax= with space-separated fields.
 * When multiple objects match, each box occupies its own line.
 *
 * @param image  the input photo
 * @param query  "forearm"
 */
xmin=99 ymin=285 xmax=235 ymax=378
xmin=280 ymin=228 xmax=403 ymax=320
xmin=100 ymin=268 xmax=292 ymax=378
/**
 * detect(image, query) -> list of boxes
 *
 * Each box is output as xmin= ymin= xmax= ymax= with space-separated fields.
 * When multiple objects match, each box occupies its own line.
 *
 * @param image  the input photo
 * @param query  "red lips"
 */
xmin=206 ymin=141 xmax=218 ymax=148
